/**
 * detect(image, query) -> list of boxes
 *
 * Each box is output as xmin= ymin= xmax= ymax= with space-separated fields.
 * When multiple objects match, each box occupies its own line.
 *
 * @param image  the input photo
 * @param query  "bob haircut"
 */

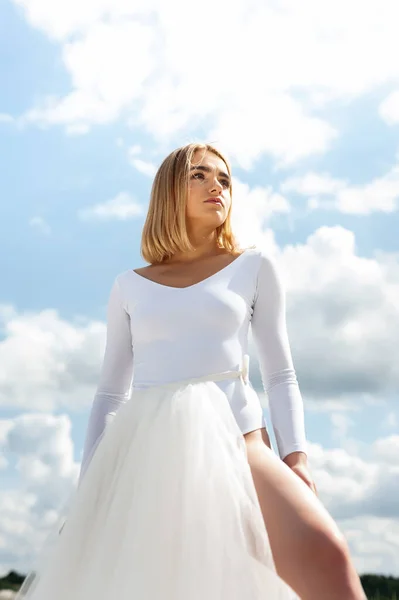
xmin=140 ymin=142 xmax=241 ymax=264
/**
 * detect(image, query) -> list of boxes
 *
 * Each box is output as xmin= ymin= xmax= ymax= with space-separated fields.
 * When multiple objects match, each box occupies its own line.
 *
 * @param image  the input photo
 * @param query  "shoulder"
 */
xmin=243 ymin=246 xmax=280 ymax=274
xmin=112 ymin=269 xmax=134 ymax=288
xmin=107 ymin=269 xmax=135 ymax=304
xmin=245 ymin=247 xmax=285 ymax=297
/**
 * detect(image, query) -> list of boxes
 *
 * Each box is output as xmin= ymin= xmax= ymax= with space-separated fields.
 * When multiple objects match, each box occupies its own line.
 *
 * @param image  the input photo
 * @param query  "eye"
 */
xmin=191 ymin=172 xmax=205 ymax=181
xmin=191 ymin=172 xmax=230 ymax=189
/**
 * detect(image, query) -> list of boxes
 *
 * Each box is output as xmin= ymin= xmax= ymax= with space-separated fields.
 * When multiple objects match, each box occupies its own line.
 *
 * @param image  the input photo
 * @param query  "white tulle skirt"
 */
xmin=15 ymin=370 xmax=297 ymax=599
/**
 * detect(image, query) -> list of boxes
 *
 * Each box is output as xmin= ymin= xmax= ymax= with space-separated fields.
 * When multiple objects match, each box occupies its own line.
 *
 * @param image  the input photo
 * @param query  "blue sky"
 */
xmin=1 ymin=0 xmax=399 ymax=581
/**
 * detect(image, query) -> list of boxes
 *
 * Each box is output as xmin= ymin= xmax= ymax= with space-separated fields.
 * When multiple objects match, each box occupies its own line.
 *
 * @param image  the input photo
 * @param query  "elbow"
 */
xmin=266 ymin=367 xmax=298 ymax=392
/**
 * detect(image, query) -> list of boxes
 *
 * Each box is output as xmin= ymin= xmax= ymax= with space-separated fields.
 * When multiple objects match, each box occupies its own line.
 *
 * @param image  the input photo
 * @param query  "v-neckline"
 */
xmin=131 ymin=249 xmax=249 ymax=290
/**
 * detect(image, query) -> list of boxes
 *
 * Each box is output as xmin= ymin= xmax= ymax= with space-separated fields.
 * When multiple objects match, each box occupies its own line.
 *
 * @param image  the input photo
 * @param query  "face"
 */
xmin=186 ymin=149 xmax=232 ymax=227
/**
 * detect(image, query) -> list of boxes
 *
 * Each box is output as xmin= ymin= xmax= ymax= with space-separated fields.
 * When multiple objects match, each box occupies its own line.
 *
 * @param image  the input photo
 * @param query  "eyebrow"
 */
xmin=189 ymin=165 xmax=231 ymax=182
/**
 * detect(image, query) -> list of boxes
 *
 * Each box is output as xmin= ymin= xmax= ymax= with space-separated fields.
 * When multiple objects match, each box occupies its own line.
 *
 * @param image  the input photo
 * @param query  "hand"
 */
xmin=290 ymin=462 xmax=318 ymax=496
xmin=283 ymin=451 xmax=318 ymax=496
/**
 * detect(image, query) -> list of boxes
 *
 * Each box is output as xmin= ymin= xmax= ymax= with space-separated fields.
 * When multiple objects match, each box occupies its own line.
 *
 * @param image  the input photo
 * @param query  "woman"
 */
xmin=16 ymin=143 xmax=366 ymax=600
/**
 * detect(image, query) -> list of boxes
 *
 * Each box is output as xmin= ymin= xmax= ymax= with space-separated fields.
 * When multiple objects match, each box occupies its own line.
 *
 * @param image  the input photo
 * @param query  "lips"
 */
xmin=205 ymin=198 xmax=223 ymax=205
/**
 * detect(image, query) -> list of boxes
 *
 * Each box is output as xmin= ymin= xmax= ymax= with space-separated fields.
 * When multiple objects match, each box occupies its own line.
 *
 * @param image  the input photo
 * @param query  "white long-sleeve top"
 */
xmin=78 ymin=247 xmax=307 ymax=484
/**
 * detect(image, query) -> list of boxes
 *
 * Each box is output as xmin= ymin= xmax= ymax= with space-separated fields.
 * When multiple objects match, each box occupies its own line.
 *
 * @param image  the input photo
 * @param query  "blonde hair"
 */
xmin=141 ymin=142 xmax=241 ymax=264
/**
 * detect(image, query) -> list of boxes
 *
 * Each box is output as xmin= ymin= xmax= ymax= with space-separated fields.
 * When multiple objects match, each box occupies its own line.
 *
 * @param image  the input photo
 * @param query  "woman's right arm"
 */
xmin=77 ymin=275 xmax=134 ymax=487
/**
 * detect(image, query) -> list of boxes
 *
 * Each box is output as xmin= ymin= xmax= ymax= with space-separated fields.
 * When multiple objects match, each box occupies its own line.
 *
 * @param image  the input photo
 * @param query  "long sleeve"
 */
xmin=251 ymin=251 xmax=307 ymax=460
xmin=78 ymin=276 xmax=134 ymax=486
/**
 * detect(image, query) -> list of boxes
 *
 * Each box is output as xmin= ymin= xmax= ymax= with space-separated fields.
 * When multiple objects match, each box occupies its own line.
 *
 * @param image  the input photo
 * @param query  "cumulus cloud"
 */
xmin=0 ymin=114 xmax=14 ymax=124
xmin=308 ymin=439 xmax=399 ymax=522
xmin=23 ymin=19 xmax=155 ymax=128
xmin=1 ymin=224 xmax=399 ymax=414
xmin=0 ymin=175 xmax=288 ymax=415
xmin=281 ymin=160 xmax=399 ymax=214
xmin=1 ymin=221 xmax=399 ymax=574
xmin=230 ymin=177 xmax=291 ymax=248
xmin=247 ymin=225 xmax=399 ymax=407
xmin=78 ymin=191 xmax=144 ymax=221
xmin=281 ymin=172 xmax=346 ymax=197
xmin=0 ymin=305 xmax=106 ymax=411
xmin=6 ymin=414 xmax=78 ymax=502
xmin=29 ymin=216 xmax=51 ymax=235
xmin=379 ymin=89 xmax=399 ymax=125
xmin=4 ymin=0 xmax=399 ymax=580
xmin=128 ymin=147 xmax=157 ymax=177
xmin=382 ymin=411 xmax=398 ymax=430
xmin=330 ymin=412 xmax=355 ymax=443
xmin=13 ymin=0 xmax=399 ymax=167
xmin=0 ymin=414 xmax=78 ymax=575
xmin=340 ymin=516 xmax=399 ymax=576
xmin=1 ymin=419 xmax=398 ymax=576
xmin=207 ymin=94 xmax=336 ymax=169
xmin=372 ymin=435 xmax=399 ymax=466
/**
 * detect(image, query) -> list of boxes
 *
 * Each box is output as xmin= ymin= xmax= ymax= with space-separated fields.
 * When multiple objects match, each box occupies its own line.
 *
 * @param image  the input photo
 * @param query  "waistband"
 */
xmin=132 ymin=354 xmax=250 ymax=391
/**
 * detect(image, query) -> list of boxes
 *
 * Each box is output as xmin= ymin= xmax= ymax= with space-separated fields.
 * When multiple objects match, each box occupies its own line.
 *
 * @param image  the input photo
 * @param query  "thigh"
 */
xmin=244 ymin=431 xmax=343 ymax=546
xmin=244 ymin=432 xmax=347 ymax=591
xmin=243 ymin=426 xmax=271 ymax=449
xmin=246 ymin=430 xmax=365 ymax=600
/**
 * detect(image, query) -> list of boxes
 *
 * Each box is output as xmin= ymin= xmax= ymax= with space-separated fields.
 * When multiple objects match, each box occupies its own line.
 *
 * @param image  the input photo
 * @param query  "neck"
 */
xmin=170 ymin=228 xmax=221 ymax=263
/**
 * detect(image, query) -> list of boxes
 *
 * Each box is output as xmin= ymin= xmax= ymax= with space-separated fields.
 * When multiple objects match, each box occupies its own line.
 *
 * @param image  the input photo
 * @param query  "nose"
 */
xmin=209 ymin=176 xmax=223 ymax=194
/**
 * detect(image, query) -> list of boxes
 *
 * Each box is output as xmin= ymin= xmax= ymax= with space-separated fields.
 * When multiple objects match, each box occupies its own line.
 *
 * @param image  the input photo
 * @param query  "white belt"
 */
xmin=133 ymin=354 xmax=250 ymax=391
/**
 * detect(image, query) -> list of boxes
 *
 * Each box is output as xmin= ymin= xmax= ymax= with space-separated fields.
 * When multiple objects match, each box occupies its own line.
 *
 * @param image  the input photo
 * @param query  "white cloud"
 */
xmin=0 ymin=305 xmax=106 ymax=411
xmin=340 ymin=516 xmax=399 ymax=576
xmin=330 ymin=412 xmax=354 ymax=440
xmin=382 ymin=411 xmax=398 ymax=430
xmin=128 ymin=156 xmax=157 ymax=178
xmin=265 ymin=226 xmax=399 ymax=402
xmin=231 ymin=177 xmax=291 ymax=248
xmin=29 ymin=216 xmax=51 ymax=235
xmin=4 ymin=0 xmax=399 ymax=580
xmin=0 ymin=421 xmax=14 ymax=444
xmin=78 ymin=191 xmax=144 ymax=221
xmin=127 ymin=144 xmax=158 ymax=178
xmin=22 ymin=20 xmax=156 ymax=131
xmin=308 ymin=439 xmax=399 ymax=526
xmin=208 ymin=93 xmax=337 ymax=169
xmin=335 ymin=166 xmax=399 ymax=214
xmin=0 ymin=114 xmax=14 ymax=124
xmin=0 ymin=414 xmax=78 ymax=576
xmin=2 ymin=420 xmax=398 ymax=576
xmin=127 ymin=145 xmax=157 ymax=177
xmin=0 ymin=176 xmax=288 ymax=414
xmin=379 ymin=89 xmax=399 ymax=125
xmin=281 ymin=161 xmax=399 ymax=214
xmin=6 ymin=414 xmax=78 ymax=491
xmin=13 ymin=0 xmax=399 ymax=167
xmin=1 ymin=220 xmax=399 ymax=574
xmin=281 ymin=172 xmax=346 ymax=196
xmin=128 ymin=144 xmax=141 ymax=155
xmin=65 ymin=122 xmax=90 ymax=136
xmin=2 ymin=224 xmax=399 ymax=414
xmin=372 ymin=435 xmax=399 ymax=466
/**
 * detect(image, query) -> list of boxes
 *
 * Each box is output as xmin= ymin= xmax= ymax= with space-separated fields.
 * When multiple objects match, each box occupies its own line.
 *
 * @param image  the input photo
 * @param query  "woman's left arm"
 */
xmin=251 ymin=250 xmax=317 ymax=494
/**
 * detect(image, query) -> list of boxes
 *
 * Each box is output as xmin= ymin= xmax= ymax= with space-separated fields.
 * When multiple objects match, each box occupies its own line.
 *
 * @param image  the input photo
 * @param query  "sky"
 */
xmin=1 ymin=0 xmax=399 ymax=581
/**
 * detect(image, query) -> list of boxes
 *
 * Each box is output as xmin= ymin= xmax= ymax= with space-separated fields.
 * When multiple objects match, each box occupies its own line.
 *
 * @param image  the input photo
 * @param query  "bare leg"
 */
xmin=243 ymin=428 xmax=366 ymax=600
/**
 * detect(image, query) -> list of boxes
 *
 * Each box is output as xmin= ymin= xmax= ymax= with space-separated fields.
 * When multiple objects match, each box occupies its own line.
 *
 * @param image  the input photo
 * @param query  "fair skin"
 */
xmin=136 ymin=149 xmax=366 ymax=600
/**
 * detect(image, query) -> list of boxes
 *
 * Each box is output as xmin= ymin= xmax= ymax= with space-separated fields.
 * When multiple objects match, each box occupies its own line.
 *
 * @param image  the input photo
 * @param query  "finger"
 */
xmin=303 ymin=477 xmax=316 ymax=495
xmin=298 ymin=472 xmax=317 ymax=496
xmin=292 ymin=469 xmax=316 ymax=495
xmin=298 ymin=473 xmax=313 ymax=490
